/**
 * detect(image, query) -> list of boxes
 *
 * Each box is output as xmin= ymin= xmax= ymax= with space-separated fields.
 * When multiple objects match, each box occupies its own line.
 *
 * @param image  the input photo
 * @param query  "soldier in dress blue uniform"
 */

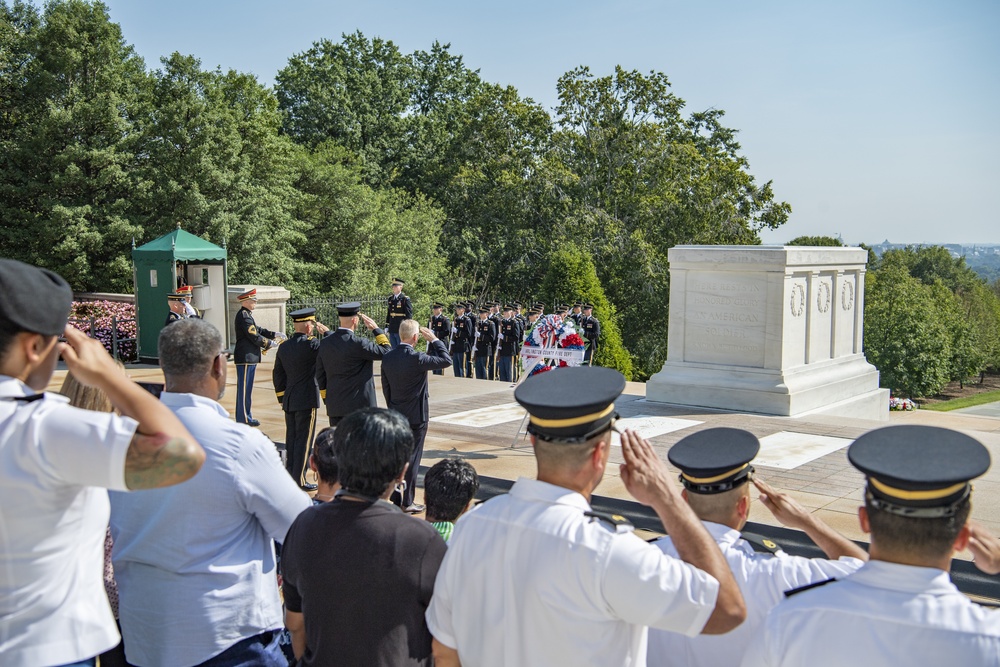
xmin=273 ymin=308 xmax=329 ymax=490
xmin=497 ymin=305 xmax=520 ymax=383
xmin=474 ymin=307 xmax=496 ymax=380
xmin=449 ymin=303 xmax=473 ymax=378
xmin=487 ymin=302 xmax=503 ymax=381
xmin=233 ymin=288 xmax=280 ymax=426
xmin=581 ymin=303 xmax=601 ymax=365
xmin=315 ymin=302 xmax=391 ymax=426
xmin=464 ymin=301 xmax=476 ymax=378
xmin=429 ymin=302 xmax=451 ymax=376
xmin=513 ymin=302 xmax=527 ymax=382
xmin=569 ymin=302 xmax=584 ymax=325
xmin=385 ymin=278 xmax=413 ymax=349
xmin=164 ymin=293 xmax=186 ymax=327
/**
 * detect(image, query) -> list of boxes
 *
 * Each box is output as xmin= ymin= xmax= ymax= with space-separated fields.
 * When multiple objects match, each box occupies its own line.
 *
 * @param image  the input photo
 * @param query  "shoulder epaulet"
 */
xmin=784 ymin=578 xmax=837 ymax=598
xmin=584 ymin=510 xmax=634 ymax=533
xmin=741 ymin=531 xmax=782 ymax=555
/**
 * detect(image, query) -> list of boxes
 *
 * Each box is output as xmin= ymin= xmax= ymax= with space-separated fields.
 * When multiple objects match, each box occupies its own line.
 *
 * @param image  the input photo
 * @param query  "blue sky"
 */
xmin=100 ymin=0 xmax=999 ymax=245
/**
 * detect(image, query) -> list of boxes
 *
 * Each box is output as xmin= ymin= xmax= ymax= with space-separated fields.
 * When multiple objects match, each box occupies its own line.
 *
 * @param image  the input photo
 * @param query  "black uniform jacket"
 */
xmin=164 ymin=310 xmax=182 ymax=327
xmin=380 ymin=339 xmax=452 ymax=426
xmin=450 ymin=314 xmax=474 ymax=354
xmin=315 ymin=327 xmax=391 ymax=419
xmin=273 ymin=331 xmax=325 ymax=412
xmin=234 ymin=307 xmax=276 ymax=364
xmin=385 ymin=294 xmax=413 ymax=334
xmin=475 ymin=319 xmax=496 ymax=355
xmin=431 ymin=314 xmax=451 ymax=347
xmin=499 ymin=318 xmax=521 ymax=356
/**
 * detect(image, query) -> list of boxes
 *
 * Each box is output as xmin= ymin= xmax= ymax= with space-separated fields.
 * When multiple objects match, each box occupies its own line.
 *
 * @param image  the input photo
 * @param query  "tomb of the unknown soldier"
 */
xmin=647 ymin=245 xmax=890 ymax=420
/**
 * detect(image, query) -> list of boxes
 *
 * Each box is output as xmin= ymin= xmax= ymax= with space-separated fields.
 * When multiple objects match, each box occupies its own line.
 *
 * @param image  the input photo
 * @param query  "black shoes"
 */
xmin=247 ymin=419 xmax=261 ymax=427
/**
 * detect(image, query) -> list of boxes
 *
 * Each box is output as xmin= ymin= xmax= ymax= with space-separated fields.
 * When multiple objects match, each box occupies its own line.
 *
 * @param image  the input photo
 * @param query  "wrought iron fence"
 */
xmin=286 ymin=294 xmax=387 ymax=340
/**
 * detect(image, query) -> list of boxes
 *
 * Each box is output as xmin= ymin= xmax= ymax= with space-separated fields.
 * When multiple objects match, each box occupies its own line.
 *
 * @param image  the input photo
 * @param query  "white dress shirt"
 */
xmin=741 ymin=559 xmax=1000 ymax=667
xmin=426 ymin=477 xmax=720 ymax=667
xmin=110 ymin=392 xmax=311 ymax=667
xmin=0 ymin=376 xmax=137 ymax=667
xmin=648 ymin=521 xmax=863 ymax=666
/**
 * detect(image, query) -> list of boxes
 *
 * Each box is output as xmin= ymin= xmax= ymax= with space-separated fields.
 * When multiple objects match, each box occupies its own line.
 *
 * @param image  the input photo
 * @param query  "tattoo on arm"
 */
xmin=125 ymin=431 xmax=204 ymax=490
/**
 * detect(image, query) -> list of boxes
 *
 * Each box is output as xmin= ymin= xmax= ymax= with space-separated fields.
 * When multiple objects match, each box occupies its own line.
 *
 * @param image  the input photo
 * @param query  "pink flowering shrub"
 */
xmin=68 ymin=301 xmax=137 ymax=362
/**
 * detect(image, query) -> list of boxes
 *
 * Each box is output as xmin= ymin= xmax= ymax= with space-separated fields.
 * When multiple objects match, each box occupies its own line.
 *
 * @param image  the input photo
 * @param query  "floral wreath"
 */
xmin=521 ymin=314 xmax=587 ymax=378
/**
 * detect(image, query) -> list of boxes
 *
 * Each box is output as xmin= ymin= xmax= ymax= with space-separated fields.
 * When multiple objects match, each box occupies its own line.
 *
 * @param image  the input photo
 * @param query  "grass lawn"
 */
xmin=922 ymin=390 xmax=1000 ymax=412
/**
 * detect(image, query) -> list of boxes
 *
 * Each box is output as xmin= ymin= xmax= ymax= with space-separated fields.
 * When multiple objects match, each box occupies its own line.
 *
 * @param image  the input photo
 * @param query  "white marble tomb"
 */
xmin=646 ymin=246 xmax=889 ymax=420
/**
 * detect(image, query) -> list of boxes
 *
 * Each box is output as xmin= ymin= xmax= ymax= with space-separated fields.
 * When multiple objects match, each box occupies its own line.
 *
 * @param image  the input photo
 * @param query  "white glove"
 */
xmin=267 ymin=339 xmax=278 ymax=350
xmin=452 ymin=326 xmax=457 ymax=334
xmin=276 ymin=332 xmax=288 ymax=342
xmin=183 ymin=302 xmax=197 ymax=317
xmin=498 ymin=333 xmax=504 ymax=340
xmin=474 ymin=330 xmax=480 ymax=339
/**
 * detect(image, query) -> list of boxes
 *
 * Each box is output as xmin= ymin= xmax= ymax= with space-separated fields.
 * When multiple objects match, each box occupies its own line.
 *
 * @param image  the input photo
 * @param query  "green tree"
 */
xmin=132 ymin=52 xmax=307 ymax=289
xmin=538 ymin=246 xmax=632 ymax=378
xmin=549 ymin=66 xmax=791 ymax=378
xmin=0 ymin=0 xmax=146 ymax=291
xmin=786 ymin=236 xmax=843 ymax=246
xmin=275 ymin=31 xmax=413 ymax=187
xmin=863 ymin=265 xmax=952 ymax=398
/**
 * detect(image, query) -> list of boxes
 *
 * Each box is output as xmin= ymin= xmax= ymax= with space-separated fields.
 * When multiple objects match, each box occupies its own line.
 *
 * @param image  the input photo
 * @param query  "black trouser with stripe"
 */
xmin=284 ymin=409 xmax=316 ymax=486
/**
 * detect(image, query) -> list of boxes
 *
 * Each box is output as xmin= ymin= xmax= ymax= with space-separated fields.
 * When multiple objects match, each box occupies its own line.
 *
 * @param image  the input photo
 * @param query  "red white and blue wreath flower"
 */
xmin=521 ymin=314 xmax=588 ymax=378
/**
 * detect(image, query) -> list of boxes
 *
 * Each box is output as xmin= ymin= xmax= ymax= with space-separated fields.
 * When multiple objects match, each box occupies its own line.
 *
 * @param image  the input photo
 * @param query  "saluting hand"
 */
xmin=753 ymin=478 xmax=810 ymax=530
xmin=360 ymin=314 xmax=378 ymax=330
xmin=619 ymin=429 xmax=679 ymax=507
xmin=419 ymin=327 xmax=438 ymax=342
xmin=315 ymin=321 xmax=330 ymax=335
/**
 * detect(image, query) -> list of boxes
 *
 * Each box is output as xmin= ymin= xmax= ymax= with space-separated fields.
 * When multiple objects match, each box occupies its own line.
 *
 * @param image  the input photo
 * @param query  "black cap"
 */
xmin=0 ymin=259 xmax=73 ymax=336
xmin=290 ymin=307 xmax=317 ymax=322
xmin=573 ymin=302 xmax=583 ymax=308
xmin=583 ymin=303 xmax=594 ymax=310
xmin=503 ymin=304 xmax=514 ymax=312
xmin=528 ymin=307 xmax=541 ymax=316
xmin=668 ymin=428 xmax=760 ymax=494
xmin=337 ymin=302 xmax=361 ymax=317
xmin=848 ymin=425 xmax=990 ymax=518
xmin=432 ymin=302 xmax=445 ymax=309
xmin=515 ymin=367 xmax=625 ymax=442
xmin=478 ymin=306 xmax=490 ymax=314
xmin=513 ymin=301 xmax=522 ymax=308
xmin=555 ymin=304 xmax=569 ymax=314
xmin=533 ymin=302 xmax=545 ymax=309
xmin=167 ymin=292 xmax=186 ymax=301
xmin=454 ymin=302 xmax=466 ymax=310
xmin=392 ymin=278 xmax=405 ymax=286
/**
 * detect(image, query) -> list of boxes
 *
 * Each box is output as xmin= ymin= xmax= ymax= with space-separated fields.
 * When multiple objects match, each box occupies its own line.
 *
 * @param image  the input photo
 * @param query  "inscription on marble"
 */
xmin=684 ymin=272 xmax=766 ymax=367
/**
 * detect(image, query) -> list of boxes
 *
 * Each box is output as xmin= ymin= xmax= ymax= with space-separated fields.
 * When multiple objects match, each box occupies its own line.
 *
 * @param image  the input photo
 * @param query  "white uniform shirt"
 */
xmin=0 ymin=376 xmax=138 ymax=667
xmin=648 ymin=521 xmax=863 ymax=667
xmin=425 ymin=477 xmax=720 ymax=667
xmin=741 ymin=560 xmax=1000 ymax=667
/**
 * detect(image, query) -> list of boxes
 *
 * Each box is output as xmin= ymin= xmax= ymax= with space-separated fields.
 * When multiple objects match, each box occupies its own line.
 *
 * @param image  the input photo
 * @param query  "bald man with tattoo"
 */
xmin=0 ymin=259 xmax=204 ymax=667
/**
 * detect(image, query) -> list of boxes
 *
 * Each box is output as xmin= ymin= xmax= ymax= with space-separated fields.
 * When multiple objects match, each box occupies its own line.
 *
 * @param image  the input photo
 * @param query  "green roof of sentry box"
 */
xmin=132 ymin=229 xmax=226 ymax=262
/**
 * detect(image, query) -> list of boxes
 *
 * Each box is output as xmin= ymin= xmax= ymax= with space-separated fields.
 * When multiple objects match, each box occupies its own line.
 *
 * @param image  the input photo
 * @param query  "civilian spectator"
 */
xmin=281 ymin=408 xmax=447 ymax=666
xmin=309 ymin=427 xmax=340 ymax=504
xmin=110 ymin=318 xmax=310 ymax=667
xmin=424 ymin=458 xmax=480 ymax=543
xmin=0 ymin=258 xmax=202 ymax=667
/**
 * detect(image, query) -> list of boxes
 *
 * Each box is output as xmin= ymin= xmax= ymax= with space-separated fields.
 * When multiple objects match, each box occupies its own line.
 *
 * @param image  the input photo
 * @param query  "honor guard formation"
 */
xmin=1 ymin=261 xmax=998 ymax=667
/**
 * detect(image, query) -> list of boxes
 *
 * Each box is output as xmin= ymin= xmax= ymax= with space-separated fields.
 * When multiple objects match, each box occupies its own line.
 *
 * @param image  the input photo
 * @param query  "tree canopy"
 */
xmin=1 ymin=2 xmax=797 ymax=379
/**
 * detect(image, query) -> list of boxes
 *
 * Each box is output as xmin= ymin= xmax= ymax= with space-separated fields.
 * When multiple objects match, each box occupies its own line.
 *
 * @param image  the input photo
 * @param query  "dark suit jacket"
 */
xmin=315 ymin=327 xmax=391 ymax=419
xmin=380 ymin=339 xmax=452 ymax=426
xmin=273 ymin=331 xmax=324 ymax=412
